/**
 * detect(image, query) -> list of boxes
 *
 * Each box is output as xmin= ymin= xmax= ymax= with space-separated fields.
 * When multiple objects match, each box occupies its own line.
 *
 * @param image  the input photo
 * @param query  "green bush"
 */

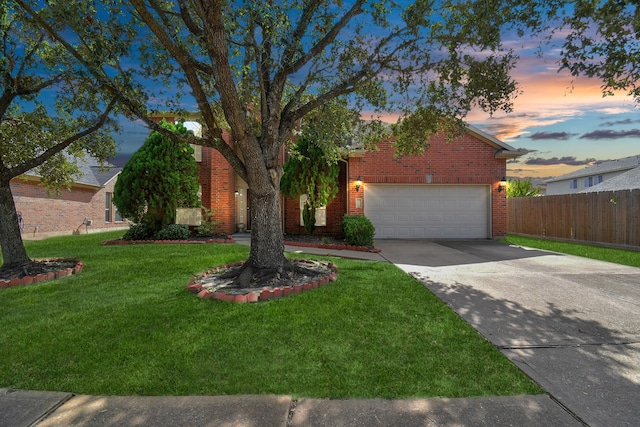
xmin=195 ymin=209 xmax=219 ymax=237
xmin=155 ymin=224 xmax=190 ymax=240
xmin=122 ymin=223 xmax=154 ymax=241
xmin=341 ymin=215 xmax=375 ymax=247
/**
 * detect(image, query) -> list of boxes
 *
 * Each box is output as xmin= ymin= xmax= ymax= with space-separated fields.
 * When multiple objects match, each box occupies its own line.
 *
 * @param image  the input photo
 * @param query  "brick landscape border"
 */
xmin=102 ymin=236 xmax=235 ymax=245
xmin=187 ymin=261 xmax=339 ymax=303
xmin=0 ymin=259 xmax=83 ymax=290
xmin=283 ymin=241 xmax=380 ymax=253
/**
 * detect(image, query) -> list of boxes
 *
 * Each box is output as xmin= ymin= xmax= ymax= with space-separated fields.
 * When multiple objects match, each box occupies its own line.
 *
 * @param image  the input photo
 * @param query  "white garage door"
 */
xmin=364 ymin=185 xmax=490 ymax=239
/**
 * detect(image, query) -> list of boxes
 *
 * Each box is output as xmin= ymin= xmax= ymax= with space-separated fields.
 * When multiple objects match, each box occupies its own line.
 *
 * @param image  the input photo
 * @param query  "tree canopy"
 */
xmin=15 ymin=0 xmax=573 ymax=286
xmin=506 ymin=178 xmax=541 ymax=198
xmin=556 ymin=0 xmax=640 ymax=102
xmin=0 ymin=2 xmax=117 ymax=270
xmin=114 ymin=120 xmax=201 ymax=234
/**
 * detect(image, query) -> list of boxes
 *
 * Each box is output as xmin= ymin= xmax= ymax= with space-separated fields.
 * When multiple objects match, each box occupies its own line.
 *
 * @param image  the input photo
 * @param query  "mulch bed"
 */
xmin=187 ymin=259 xmax=338 ymax=303
xmin=283 ymin=235 xmax=380 ymax=253
xmin=0 ymin=259 xmax=84 ymax=289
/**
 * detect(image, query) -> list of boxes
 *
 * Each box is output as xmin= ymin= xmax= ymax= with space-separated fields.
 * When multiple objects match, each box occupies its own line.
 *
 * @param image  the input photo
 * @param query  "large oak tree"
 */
xmin=19 ymin=0 xmax=536 ymax=287
xmin=0 ymin=2 xmax=117 ymax=271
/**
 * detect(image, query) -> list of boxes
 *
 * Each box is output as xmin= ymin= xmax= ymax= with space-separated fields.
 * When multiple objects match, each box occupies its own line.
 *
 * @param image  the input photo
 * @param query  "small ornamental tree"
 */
xmin=281 ymin=136 xmax=340 ymax=235
xmin=506 ymin=178 xmax=541 ymax=198
xmin=114 ymin=121 xmax=200 ymax=235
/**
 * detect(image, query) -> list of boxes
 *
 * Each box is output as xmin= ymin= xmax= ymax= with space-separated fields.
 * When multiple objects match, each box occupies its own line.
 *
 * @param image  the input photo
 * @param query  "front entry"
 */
xmin=235 ymin=182 xmax=250 ymax=232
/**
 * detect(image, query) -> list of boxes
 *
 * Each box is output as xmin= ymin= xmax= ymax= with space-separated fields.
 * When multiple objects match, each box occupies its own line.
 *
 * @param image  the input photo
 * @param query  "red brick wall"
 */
xmin=12 ymin=177 xmax=128 ymax=239
xmin=200 ymin=146 xmax=237 ymax=235
xmin=347 ymin=133 xmax=508 ymax=238
xmin=283 ymin=163 xmax=347 ymax=236
xmin=198 ymin=130 xmax=508 ymax=238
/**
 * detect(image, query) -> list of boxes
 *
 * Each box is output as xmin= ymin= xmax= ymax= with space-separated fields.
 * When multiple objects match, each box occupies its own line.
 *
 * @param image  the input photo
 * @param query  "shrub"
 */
xmin=341 ymin=215 xmax=375 ymax=247
xmin=155 ymin=224 xmax=190 ymax=240
xmin=122 ymin=223 xmax=154 ymax=241
xmin=195 ymin=209 xmax=219 ymax=237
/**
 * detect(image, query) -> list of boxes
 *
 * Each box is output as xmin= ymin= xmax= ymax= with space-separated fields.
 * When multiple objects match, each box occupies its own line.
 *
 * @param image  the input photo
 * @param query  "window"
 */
xmin=299 ymin=195 xmax=326 ymax=227
xmin=569 ymin=179 xmax=578 ymax=189
xmin=594 ymin=175 xmax=603 ymax=185
xmin=114 ymin=207 xmax=123 ymax=222
xmin=584 ymin=177 xmax=593 ymax=187
xmin=105 ymin=192 xmax=112 ymax=222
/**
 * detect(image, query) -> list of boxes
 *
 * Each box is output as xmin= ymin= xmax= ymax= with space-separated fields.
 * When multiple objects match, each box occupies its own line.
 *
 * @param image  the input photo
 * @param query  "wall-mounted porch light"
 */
xmin=355 ymin=176 xmax=362 ymax=192
xmin=497 ymin=177 xmax=507 ymax=192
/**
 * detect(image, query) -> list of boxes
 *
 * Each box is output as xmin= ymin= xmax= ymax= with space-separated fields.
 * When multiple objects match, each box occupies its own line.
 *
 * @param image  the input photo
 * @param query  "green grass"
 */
xmin=504 ymin=235 xmax=640 ymax=268
xmin=0 ymin=231 xmax=541 ymax=398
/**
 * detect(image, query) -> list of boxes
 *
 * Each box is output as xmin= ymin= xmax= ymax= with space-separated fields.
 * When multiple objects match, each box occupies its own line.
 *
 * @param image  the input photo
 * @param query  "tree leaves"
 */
xmin=113 ymin=120 xmax=201 ymax=233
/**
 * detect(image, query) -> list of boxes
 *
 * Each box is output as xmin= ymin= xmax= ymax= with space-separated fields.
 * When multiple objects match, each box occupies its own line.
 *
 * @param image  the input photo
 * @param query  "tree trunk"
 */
xmin=248 ymin=183 xmax=287 ymax=268
xmin=0 ymin=179 xmax=31 ymax=269
xmin=223 ymin=142 xmax=292 ymax=288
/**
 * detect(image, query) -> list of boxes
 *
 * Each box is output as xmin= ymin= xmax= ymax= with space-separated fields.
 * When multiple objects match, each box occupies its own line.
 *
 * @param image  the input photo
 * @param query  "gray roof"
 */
xmin=26 ymin=156 xmax=120 ymax=188
xmin=546 ymin=155 xmax=640 ymax=183
xmin=580 ymin=166 xmax=640 ymax=193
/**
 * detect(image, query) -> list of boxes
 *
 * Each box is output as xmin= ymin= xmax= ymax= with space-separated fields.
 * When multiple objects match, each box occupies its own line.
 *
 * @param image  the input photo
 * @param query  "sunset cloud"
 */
xmin=580 ymin=129 xmax=640 ymax=139
xmin=525 ymin=156 xmax=597 ymax=166
xmin=600 ymin=118 xmax=640 ymax=126
xmin=529 ymin=131 xmax=577 ymax=140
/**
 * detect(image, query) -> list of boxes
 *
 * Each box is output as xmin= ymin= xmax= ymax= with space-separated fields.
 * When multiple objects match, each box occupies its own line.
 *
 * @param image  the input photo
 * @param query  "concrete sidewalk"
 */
xmin=2 ymin=389 xmax=580 ymax=427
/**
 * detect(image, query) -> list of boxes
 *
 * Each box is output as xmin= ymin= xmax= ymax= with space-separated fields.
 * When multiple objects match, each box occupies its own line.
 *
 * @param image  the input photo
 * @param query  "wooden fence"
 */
xmin=507 ymin=189 xmax=640 ymax=248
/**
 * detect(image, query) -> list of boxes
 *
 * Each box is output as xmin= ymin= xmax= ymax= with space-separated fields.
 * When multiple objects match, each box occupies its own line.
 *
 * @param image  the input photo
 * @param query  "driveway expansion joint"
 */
xmin=547 ymin=394 xmax=590 ymax=427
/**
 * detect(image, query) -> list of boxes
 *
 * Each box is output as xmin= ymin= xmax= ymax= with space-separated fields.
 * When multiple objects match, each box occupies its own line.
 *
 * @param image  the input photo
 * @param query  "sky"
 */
xmin=111 ymin=12 xmax=640 ymax=182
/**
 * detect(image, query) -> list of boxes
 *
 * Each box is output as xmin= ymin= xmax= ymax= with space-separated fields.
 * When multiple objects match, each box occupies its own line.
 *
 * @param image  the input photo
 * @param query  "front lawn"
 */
xmin=0 ymin=231 xmax=541 ymax=398
xmin=504 ymin=235 xmax=640 ymax=268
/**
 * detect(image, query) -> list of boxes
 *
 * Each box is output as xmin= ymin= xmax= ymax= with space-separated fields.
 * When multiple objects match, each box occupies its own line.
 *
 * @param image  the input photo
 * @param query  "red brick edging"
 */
xmin=187 ymin=261 xmax=339 ymax=303
xmin=0 ymin=259 xmax=83 ymax=290
xmin=284 ymin=241 xmax=380 ymax=253
xmin=102 ymin=237 xmax=235 ymax=245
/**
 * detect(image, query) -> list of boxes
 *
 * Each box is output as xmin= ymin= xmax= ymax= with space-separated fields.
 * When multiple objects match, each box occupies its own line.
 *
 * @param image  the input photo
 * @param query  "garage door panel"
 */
xmin=364 ymin=184 xmax=489 ymax=239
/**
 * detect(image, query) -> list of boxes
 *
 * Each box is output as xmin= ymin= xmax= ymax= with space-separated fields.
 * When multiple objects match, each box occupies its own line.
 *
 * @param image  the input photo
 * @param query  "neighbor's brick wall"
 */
xmin=12 ymin=178 xmax=127 ymax=239
xmin=283 ymin=163 xmax=347 ymax=237
xmin=348 ymin=133 xmax=508 ymax=238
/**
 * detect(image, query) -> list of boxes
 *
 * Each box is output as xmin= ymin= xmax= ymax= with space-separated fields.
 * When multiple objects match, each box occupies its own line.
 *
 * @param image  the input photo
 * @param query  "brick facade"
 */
xmin=200 ymin=146 xmax=237 ymax=235
xmin=198 ymin=127 xmax=513 ymax=239
xmin=347 ymin=133 xmax=508 ymax=238
xmin=12 ymin=176 xmax=128 ymax=240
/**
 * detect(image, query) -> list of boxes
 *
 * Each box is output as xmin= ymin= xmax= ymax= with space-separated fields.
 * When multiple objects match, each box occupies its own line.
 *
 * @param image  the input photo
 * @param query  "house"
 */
xmin=284 ymin=125 xmax=521 ymax=239
xmin=12 ymin=157 xmax=127 ymax=239
xmin=546 ymin=155 xmax=640 ymax=195
xmin=152 ymin=114 xmax=521 ymax=239
xmin=580 ymin=165 xmax=640 ymax=193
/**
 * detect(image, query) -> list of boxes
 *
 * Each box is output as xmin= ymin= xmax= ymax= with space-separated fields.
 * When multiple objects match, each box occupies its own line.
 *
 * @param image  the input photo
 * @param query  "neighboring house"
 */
xmin=546 ymin=155 xmax=640 ymax=195
xmin=154 ymin=114 xmax=521 ymax=239
xmin=580 ymin=165 xmax=640 ymax=193
xmin=12 ymin=157 xmax=127 ymax=239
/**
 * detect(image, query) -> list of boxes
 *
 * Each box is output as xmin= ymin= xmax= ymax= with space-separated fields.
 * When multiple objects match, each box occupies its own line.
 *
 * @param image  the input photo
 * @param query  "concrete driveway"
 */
xmin=375 ymin=239 xmax=640 ymax=427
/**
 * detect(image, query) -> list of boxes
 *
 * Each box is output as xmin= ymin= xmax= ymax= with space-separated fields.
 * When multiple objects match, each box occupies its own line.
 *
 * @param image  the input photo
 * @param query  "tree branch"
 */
xmin=8 ymin=98 xmax=118 ymax=178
